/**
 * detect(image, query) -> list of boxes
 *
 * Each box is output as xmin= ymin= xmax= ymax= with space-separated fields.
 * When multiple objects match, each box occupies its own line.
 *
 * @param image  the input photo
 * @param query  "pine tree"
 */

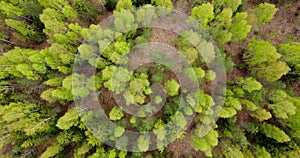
xmin=252 ymin=3 xmax=278 ymax=26
xmin=115 ymin=0 xmax=134 ymax=11
xmin=260 ymin=123 xmax=290 ymax=143
xmin=244 ymin=39 xmax=290 ymax=81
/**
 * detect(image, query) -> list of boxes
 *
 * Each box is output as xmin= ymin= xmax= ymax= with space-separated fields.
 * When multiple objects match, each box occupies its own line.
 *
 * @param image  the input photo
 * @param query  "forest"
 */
xmin=0 ymin=0 xmax=299 ymax=157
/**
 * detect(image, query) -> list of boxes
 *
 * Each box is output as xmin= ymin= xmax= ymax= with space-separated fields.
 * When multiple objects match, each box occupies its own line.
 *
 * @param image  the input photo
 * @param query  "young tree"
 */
xmin=56 ymin=108 xmax=80 ymax=130
xmin=73 ymin=0 xmax=97 ymax=22
xmin=244 ymin=39 xmax=290 ymax=81
xmin=278 ymin=42 xmax=300 ymax=75
xmin=259 ymin=123 xmax=290 ymax=143
xmin=190 ymin=3 xmax=214 ymax=29
xmin=109 ymin=107 xmax=124 ymax=121
xmin=229 ymin=12 xmax=252 ymax=41
xmin=115 ymin=0 xmax=134 ymax=11
xmin=252 ymin=3 xmax=278 ymax=26
xmin=236 ymin=77 xmax=262 ymax=93
xmin=191 ymin=127 xmax=218 ymax=157
xmin=151 ymin=0 xmax=173 ymax=9
xmin=137 ymin=135 xmax=151 ymax=152
xmin=164 ymin=79 xmax=180 ymax=96
xmin=212 ymin=0 xmax=241 ymax=12
xmin=5 ymin=19 xmax=45 ymax=43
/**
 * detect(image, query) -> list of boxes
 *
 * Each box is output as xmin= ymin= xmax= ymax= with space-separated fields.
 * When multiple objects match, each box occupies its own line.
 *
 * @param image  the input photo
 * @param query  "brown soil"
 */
xmin=166 ymin=132 xmax=204 ymax=158
xmin=286 ymin=79 xmax=300 ymax=96
xmin=149 ymin=28 xmax=178 ymax=46
xmin=246 ymin=0 xmax=300 ymax=45
xmin=223 ymin=42 xmax=248 ymax=81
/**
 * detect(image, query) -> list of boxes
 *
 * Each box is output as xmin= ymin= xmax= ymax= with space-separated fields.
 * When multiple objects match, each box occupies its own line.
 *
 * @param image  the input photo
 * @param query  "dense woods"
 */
xmin=0 ymin=0 xmax=299 ymax=157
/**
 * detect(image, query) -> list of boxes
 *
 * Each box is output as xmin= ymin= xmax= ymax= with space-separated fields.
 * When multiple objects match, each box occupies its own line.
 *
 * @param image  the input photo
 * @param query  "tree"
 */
xmin=252 ymin=3 xmax=278 ymax=26
xmin=109 ymin=107 xmax=124 ymax=121
xmin=278 ymin=42 xmax=300 ymax=75
xmin=191 ymin=127 xmax=218 ymax=157
xmin=5 ymin=19 xmax=45 ymax=43
xmin=236 ymin=77 xmax=262 ymax=93
xmin=190 ymin=2 xmax=251 ymax=44
xmin=209 ymin=8 xmax=233 ymax=44
xmin=38 ymin=0 xmax=69 ymax=10
xmin=40 ymin=8 xmax=67 ymax=36
xmin=115 ymin=0 xmax=134 ymax=11
xmin=212 ymin=0 xmax=241 ymax=12
xmin=244 ymin=39 xmax=290 ymax=82
xmin=259 ymin=123 xmax=290 ymax=143
xmin=205 ymin=70 xmax=216 ymax=81
xmin=41 ymin=143 xmax=63 ymax=158
xmin=56 ymin=108 xmax=80 ymax=130
xmin=151 ymin=0 xmax=173 ymax=9
xmin=267 ymin=90 xmax=297 ymax=119
xmin=0 ymin=1 xmax=23 ymax=18
xmin=137 ymin=135 xmax=151 ymax=152
xmin=62 ymin=6 xmax=78 ymax=22
xmin=164 ymin=79 xmax=180 ymax=96
xmin=136 ymin=5 xmax=157 ymax=26
xmin=250 ymin=107 xmax=272 ymax=121
xmin=73 ymin=0 xmax=97 ymax=22
xmin=124 ymin=73 xmax=151 ymax=105
xmin=229 ymin=12 xmax=252 ymax=41
xmin=190 ymin=3 xmax=214 ymax=29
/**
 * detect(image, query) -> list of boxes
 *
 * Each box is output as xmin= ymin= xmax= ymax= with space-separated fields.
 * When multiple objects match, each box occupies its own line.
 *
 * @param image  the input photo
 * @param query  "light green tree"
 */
xmin=191 ymin=127 xmax=218 ymax=157
xmin=259 ymin=123 xmax=290 ymax=143
xmin=164 ymin=79 xmax=180 ymax=96
xmin=151 ymin=0 xmax=173 ymax=9
xmin=244 ymin=39 xmax=290 ymax=81
xmin=190 ymin=3 xmax=214 ymax=29
xmin=109 ymin=107 xmax=124 ymax=121
xmin=279 ymin=42 xmax=300 ymax=75
xmin=115 ymin=0 xmax=134 ymax=11
xmin=56 ymin=108 xmax=79 ymax=130
xmin=252 ymin=3 xmax=278 ymax=26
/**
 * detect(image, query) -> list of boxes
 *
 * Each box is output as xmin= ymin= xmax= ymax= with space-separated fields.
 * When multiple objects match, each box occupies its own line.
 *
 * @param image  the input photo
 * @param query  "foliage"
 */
xmin=259 ymin=123 xmax=290 ymax=143
xmin=279 ymin=42 xmax=300 ymax=76
xmin=190 ymin=2 xmax=251 ymax=44
xmin=252 ymin=3 xmax=278 ymax=26
xmin=73 ymin=0 xmax=97 ymax=22
xmin=0 ymin=1 xmax=299 ymax=157
xmin=56 ymin=108 xmax=80 ymax=130
xmin=244 ymin=39 xmax=290 ymax=81
xmin=109 ymin=107 xmax=124 ymax=121
xmin=151 ymin=0 xmax=173 ymax=9
xmin=191 ymin=127 xmax=218 ymax=157
xmin=164 ymin=79 xmax=180 ymax=96
xmin=116 ymin=0 xmax=134 ymax=11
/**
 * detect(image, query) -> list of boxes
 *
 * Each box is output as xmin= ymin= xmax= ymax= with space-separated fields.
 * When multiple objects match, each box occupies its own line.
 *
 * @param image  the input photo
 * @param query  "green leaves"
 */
xmin=126 ymin=73 xmax=151 ymax=104
xmin=259 ymin=123 xmax=290 ymax=143
xmin=114 ymin=126 xmax=125 ymax=138
xmin=252 ymin=3 xmax=278 ymax=26
xmin=191 ymin=3 xmax=214 ymax=29
xmin=191 ymin=1 xmax=251 ymax=44
xmin=236 ymin=77 xmax=262 ymax=93
xmin=56 ymin=108 xmax=79 ymax=130
xmin=109 ymin=107 xmax=124 ymax=121
xmin=191 ymin=128 xmax=218 ymax=157
xmin=244 ymin=39 xmax=290 ymax=82
xmin=116 ymin=0 xmax=134 ymax=11
xmin=164 ymin=79 xmax=180 ymax=96
xmin=151 ymin=0 xmax=173 ymax=9
xmin=279 ymin=42 xmax=300 ymax=75
xmin=137 ymin=135 xmax=151 ymax=152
